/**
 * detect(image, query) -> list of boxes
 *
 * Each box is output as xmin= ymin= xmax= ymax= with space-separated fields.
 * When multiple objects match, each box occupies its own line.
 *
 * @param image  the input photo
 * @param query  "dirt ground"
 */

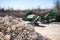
xmin=34 ymin=24 xmax=60 ymax=40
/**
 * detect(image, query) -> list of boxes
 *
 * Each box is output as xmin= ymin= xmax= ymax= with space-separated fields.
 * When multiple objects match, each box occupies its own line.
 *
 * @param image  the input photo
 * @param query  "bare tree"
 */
xmin=55 ymin=0 xmax=60 ymax=13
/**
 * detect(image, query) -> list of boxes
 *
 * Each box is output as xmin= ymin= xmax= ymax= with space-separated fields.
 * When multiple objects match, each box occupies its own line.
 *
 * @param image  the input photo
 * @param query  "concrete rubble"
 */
xmin=0 ymin=15 xmax=50 ymax=40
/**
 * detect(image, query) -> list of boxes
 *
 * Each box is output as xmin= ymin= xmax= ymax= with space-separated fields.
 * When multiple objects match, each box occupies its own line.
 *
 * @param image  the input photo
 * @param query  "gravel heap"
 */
xmin=0 ymin=15 xmax=50 ymax=40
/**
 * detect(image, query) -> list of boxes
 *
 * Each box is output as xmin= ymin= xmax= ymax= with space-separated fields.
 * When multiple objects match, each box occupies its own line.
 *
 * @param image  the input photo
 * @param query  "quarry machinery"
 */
xmin=23 ymin=10 xmax=59 ymax=26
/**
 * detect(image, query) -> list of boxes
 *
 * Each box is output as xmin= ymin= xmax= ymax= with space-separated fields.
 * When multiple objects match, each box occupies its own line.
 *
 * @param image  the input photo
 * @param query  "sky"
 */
xmin=0 ymin=0 xmax=56 ymax=10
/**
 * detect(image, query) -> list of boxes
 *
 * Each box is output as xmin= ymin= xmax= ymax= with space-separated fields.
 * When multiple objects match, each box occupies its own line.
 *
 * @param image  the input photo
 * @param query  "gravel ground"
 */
xmin=34 ymin=24 xmax=60 ymax=40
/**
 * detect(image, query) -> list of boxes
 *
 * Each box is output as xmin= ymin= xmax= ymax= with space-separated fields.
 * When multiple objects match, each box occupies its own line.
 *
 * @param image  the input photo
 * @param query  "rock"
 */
xmin=0 ymin=32 xmax=4 ymax=37
xmin=0 ymin=15 xmax=49 ymax=40
xmin=28 ymin=32 xmax=38 ymax=40
xmin=25 ymin=26 xmax=34 ymax=31
xmin=4 ymin=35 xmax=11 ymax=40
xmin=0 ymin=32 xmax=4 ymax=40
xmin=6 ymin=27 xmax=11 ymax=32
xmin=11 ymin=25 xmax=16 ymax=31
xmin=0 ymin=37 xmax=4 ymax=40
xmin=17 ymin=35 xmax=23 ymax=40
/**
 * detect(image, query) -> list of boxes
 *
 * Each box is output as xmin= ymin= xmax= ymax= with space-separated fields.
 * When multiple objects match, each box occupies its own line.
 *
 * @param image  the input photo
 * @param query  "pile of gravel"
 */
xmin=0 ymin=15 xmax=50 ymax=40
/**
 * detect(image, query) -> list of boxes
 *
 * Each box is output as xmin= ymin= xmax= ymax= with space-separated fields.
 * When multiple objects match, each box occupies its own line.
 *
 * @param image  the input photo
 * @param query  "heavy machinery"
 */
xmin=23 ymin=10 xmax=59 ymax=26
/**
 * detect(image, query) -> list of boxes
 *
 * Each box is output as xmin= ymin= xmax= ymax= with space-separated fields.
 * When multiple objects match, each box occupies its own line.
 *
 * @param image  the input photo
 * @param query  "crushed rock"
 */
xmin=0 ymin=15 xmax=50 ymax=40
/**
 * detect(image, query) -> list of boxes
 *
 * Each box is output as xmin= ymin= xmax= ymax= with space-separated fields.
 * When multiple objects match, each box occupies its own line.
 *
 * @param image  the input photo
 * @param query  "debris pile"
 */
xmin=0 ymin=15 xmax=50 ymax=40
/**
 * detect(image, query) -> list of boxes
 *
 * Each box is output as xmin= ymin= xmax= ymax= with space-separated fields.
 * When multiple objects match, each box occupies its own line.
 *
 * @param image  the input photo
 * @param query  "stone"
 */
xmin=4 ymin=35 xmax=11 ymax=40
xmin=11 ymin=25 xmax=16 ymax=31
xmin=6 ymin=27 xmax=11 ymax=32
xmin=28 ymin=32 xmax=38 ymax=40
xmin=0 ymin=15 xmax=49 ymax=40
xmin=0 ymin=32 xmax=4 ymax=37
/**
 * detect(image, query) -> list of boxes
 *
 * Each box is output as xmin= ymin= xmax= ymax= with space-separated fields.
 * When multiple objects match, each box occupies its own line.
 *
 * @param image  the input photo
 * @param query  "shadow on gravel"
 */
xmin=29 ymin=23 xmax=48 ymax=27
